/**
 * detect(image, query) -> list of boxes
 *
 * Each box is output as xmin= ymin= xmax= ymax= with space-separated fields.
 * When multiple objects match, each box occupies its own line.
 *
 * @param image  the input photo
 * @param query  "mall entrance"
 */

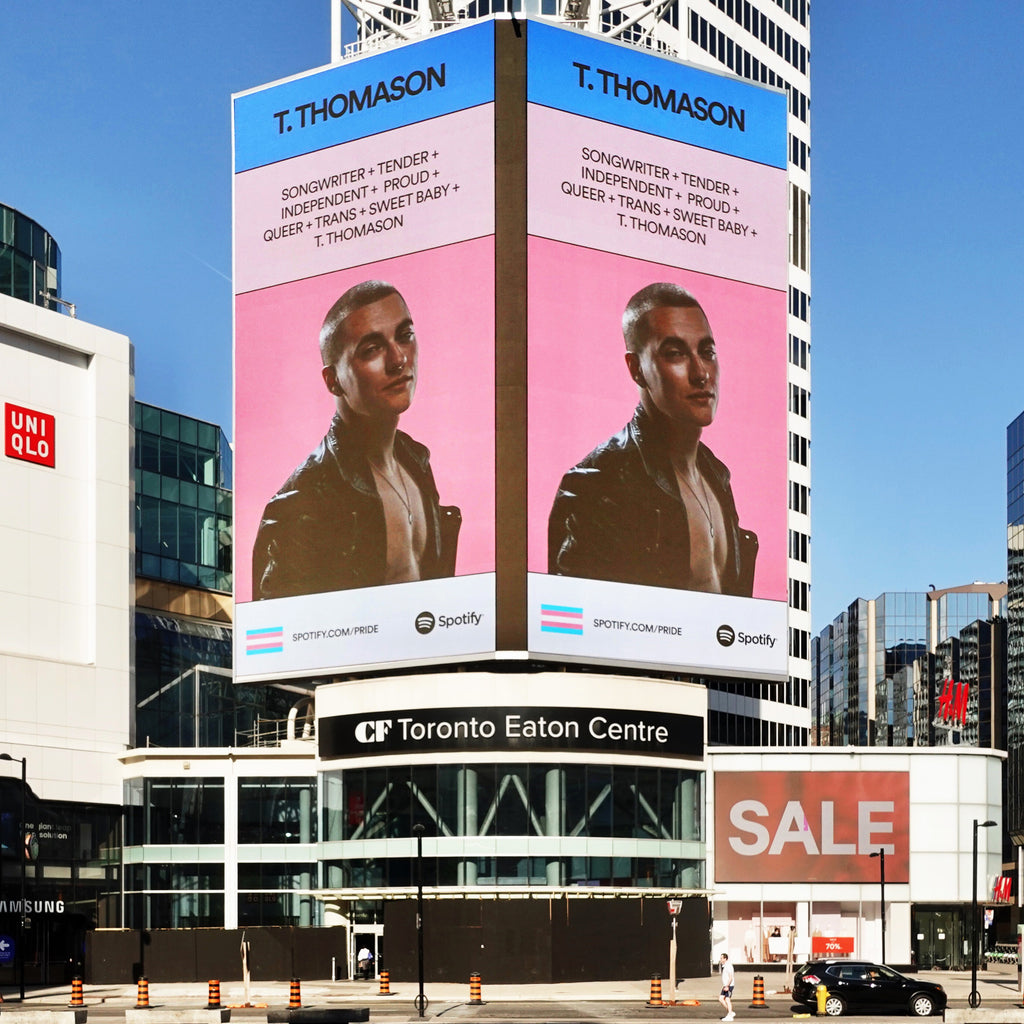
xmin=912 ymin=906 xmax=966 ymax=970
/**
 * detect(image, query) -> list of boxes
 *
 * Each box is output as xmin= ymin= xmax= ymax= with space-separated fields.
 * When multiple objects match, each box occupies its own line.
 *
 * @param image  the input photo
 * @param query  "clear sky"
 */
xmin=2 ymin=1 xmax=1021 ymax=633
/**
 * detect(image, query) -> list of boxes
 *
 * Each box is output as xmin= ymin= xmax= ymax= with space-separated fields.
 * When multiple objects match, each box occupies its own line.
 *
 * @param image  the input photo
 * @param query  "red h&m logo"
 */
xmin=5 ymin=403 xmax=56 ymax=468
xmin=994 ymin=876 xmax=1013 ymax=904
xmin=938 ymin=678 xmax=969 ymax=725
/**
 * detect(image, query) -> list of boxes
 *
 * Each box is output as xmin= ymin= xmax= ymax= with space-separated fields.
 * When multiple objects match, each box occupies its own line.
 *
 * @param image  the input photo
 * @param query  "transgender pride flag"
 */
xmin=246 ymin=626 xmax=283 ymax=655
xmin=540 ymin=604 xmax=583 ymax=635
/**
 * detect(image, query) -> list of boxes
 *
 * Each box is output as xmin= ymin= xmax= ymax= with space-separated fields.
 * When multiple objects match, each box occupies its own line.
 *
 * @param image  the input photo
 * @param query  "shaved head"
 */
xmin=320 ymin=280 xmax=404 ymax=366
xmin=622 ymin=283 xmax=705 ymax=353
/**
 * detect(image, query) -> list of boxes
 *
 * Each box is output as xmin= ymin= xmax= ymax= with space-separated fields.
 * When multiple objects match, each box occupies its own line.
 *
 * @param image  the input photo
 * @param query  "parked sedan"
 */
xmin=793 ymin=960 xmax=946 ymax=1017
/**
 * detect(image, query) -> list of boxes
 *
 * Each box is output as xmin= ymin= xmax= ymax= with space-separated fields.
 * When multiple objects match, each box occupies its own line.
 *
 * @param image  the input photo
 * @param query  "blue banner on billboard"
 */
xmin=234 ymin=21 xmax=495 ymax=172
xmin=527 ymin=21 xmax=786 ymax=168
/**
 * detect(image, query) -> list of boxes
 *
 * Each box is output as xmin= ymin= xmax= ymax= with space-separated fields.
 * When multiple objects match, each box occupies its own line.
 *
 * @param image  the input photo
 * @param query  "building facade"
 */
xmin=325 ymin=0 xmax=812 ymax=749
xmin=812 ymin=584 xmax=1007 ymax=750
xmin=0 ymin=204 xmax=60 ymax=310
xmin=0 ymin=284 xmax=132 ymax=984
xmin=1006 ymin=413 xmax=1024 ymax=853
xmin=111 ymin=732 xmax=1005 ymax=979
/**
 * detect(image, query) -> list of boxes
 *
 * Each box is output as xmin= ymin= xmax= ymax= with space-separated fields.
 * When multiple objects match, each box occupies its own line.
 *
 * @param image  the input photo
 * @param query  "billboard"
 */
xmin=714 ymin=772 xmax=910 ymax=883
xmin=525 ymin=23 xmax=789 ymax=678
xmin=234 ymin=18 xmax=789 ymax=684
xmin=233 ymin=24 xmax=496 ymax=682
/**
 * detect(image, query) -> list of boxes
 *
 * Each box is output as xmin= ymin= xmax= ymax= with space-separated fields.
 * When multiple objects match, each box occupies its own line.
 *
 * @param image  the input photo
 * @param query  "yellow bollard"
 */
xmin=815 ymin=984 xmax=828 ymax=1016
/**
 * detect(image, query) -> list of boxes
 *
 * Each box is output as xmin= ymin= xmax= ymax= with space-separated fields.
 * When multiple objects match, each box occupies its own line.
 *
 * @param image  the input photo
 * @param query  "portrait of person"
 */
xmin=252 ymin=279 xmax=461 ymax=600
xmin=548 ymin=281 xmax=757 ymax=596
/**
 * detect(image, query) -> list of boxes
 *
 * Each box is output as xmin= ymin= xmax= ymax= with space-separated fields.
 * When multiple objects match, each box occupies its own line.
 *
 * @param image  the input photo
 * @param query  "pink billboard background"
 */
xmin=528 ymin=237 xmax=787 ymax=600
xmin=235 ymin=237 xmax=495 ymax=603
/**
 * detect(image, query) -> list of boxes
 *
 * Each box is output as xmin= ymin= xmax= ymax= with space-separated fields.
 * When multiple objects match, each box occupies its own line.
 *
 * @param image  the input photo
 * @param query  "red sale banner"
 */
xmin=811 ymin=936 xmax=855 ymax=956
xmin=714 ymin=771 xmax=909 ymax=883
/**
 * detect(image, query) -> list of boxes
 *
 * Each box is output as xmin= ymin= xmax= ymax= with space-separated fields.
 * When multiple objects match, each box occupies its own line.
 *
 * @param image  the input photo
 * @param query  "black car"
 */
xmin=793 ymin=960 xmax=946 ymax=1017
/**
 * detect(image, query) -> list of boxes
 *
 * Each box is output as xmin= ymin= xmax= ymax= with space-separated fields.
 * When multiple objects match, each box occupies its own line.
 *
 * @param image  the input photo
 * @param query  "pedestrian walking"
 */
xmin=719 ymin=952 xmax=735 ymax=1021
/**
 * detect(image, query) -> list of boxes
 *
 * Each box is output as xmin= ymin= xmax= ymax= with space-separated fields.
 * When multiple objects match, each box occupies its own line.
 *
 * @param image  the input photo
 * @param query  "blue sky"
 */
xmin=2 ymin=2 xmax=1021 ymax=632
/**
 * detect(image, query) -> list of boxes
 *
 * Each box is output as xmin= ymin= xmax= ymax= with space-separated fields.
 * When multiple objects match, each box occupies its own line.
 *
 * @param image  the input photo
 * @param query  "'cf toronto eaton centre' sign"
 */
xmin=714 ymin=771 xmax=910 ymax=883
xmin=320 ymin=705 xmax=704 ymax=761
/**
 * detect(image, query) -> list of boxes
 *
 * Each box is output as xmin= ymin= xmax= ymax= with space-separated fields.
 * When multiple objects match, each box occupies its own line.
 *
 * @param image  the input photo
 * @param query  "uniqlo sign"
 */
xmin=715 ymin=771 xmax=910 ymax=883
xmin=5 ymin=403 xmax=56 ymax=468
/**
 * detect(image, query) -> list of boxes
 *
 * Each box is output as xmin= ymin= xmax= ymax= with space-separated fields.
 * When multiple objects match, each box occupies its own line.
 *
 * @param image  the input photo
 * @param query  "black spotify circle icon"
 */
xmin=716 ymin=624 xmax=736 ymax=647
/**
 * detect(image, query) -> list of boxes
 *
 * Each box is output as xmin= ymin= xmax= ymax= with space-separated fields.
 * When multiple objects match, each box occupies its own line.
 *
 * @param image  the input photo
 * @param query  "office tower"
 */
xmin=327 ymin=0 xmax=812 ymax=748
xmin=812 ymin=584 xmax=1006 ymax=748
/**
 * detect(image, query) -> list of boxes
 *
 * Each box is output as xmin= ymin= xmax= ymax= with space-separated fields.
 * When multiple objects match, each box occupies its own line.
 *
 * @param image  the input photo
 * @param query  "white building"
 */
xmin=709 ymin=748 xmax=1004 ymax=970
xmin=0 ymin=290 xmax=133 ymax=804
xmin=1 ymin=286 xmax=132 ymax=979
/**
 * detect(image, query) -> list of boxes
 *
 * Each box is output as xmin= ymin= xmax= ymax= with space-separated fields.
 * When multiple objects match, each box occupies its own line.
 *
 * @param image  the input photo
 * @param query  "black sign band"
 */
xmin=320 ymin=706 xmax=703 ymax=760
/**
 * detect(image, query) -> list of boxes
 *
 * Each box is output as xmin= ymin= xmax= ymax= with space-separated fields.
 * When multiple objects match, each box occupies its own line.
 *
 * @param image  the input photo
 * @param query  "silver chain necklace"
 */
xmin=368 ymin=458 xmax=414 ymax=524
xmin=676 ymin=470 xmax=715 ymax=539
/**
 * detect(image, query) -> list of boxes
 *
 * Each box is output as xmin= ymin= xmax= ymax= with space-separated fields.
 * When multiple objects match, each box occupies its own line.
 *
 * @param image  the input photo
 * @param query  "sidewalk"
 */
xmin=3 ymin=964 xmax=1021 ymax=1010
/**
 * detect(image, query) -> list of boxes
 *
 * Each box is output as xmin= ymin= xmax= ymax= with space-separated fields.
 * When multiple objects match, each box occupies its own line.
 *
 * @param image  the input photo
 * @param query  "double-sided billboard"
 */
xmin=526 ymin=24 xmax=789 ymax=679
xmin=233 ymin=25 xmax=497 ymax=681
xmin=234 ymin=18 xmax=788 ymax=684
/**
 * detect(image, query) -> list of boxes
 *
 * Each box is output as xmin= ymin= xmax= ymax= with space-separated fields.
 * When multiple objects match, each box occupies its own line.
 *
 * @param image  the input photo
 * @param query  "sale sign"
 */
xmin=5 ymin=403 xmax=55 ymax=468
xmin=811 ymin=936 xmax=855 ymax=956
xmin=714 ymin=771 xmax=909 ymax=883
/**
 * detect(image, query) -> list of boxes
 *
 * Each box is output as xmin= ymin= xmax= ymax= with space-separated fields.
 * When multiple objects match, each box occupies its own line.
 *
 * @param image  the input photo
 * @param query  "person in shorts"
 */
xmin=719 ymin=952 xmax=735 ymax=1021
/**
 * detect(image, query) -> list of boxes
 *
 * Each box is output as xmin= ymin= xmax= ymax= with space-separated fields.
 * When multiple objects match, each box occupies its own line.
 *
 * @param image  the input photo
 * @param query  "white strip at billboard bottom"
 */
xmin=236 ymin=574 xmax=495 ymax=681
xmin=528 ymin=573 xmax=787 ymax=678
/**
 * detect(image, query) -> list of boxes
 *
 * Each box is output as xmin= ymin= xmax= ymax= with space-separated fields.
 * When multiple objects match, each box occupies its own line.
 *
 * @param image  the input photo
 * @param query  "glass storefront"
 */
xmin=321 ymin=762 xmax=704 ymax=890
xmin=0 ymin=779 xmax=120 ymax=985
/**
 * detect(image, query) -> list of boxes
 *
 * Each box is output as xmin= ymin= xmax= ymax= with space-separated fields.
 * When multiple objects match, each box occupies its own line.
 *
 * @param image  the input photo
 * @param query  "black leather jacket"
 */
xmin=548 ymin=405 xmax=757 ymax=595
xmin=253 ymin=415 xmax=461 ymax=600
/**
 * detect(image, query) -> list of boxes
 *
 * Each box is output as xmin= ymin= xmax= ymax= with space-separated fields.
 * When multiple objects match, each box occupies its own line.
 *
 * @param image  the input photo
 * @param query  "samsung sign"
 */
xmin=320 ymin=706 xmax=703 ymax=760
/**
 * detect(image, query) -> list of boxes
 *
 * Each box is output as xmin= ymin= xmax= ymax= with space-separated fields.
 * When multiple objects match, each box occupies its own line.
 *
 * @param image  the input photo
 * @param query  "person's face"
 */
xmin=627 ymin=304 xmax=718 ymax=430
xmin=322 ymin=293 xmax=417 ymax=422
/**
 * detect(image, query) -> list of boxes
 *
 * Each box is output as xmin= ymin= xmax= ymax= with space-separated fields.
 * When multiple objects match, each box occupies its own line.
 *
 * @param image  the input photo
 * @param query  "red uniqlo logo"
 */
xmin=5 ymin=403 xmax=56 ymax=467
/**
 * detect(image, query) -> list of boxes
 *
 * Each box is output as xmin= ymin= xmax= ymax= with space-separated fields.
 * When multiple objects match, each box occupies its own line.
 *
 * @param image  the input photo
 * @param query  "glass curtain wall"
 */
xmin=322 ymin=762 xmax=703 ymax=890
xmin=0 ymin=204 xmax=60 ymax=307
xmin=134 ymin=403 xmax=232 ymax=593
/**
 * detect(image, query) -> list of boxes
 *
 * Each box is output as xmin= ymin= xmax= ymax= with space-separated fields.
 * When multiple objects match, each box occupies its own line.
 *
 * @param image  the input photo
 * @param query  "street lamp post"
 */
xmin=870 ymin=849 xmax=886 ymax=965
xmin=0 ymin=753 xmax=27 ymax=1001
xmin=970 ymin=818 xmax=997 ymax=1009
xmin=412 ymin=823 xmax=426 ymax=1018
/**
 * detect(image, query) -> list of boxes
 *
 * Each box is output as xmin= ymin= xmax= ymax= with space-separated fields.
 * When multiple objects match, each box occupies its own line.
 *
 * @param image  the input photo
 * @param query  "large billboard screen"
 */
xmin=525 ymin=24 xmax=789 ymax=678
xmin=715 ymin=772 xmax=910 ymax=883
xmin=233 ymin=24 xmax=496 ymax=682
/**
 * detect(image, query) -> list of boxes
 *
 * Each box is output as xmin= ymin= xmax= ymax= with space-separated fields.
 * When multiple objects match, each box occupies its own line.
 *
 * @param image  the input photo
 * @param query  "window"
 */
xmin=124 ymin=778 xmax=224 ymax=845
xmin=790 ymin=481 xmax=809 ymax=515
xmin=238 ymin=778 xmax=318 ymax=844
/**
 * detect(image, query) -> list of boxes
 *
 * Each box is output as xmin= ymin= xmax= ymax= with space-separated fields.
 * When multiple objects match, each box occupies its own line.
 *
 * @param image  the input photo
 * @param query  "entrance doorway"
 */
xmin=912 ymin=906 xmax=964 ymax=970
xmin=351 ymin=924 xmax=383 ymax=980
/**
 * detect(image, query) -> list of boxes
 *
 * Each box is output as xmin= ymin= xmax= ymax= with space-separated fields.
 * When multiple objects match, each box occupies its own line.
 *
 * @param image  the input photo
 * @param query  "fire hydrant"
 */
xmin=815 ymin=984 xmax=828 ymax=1016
